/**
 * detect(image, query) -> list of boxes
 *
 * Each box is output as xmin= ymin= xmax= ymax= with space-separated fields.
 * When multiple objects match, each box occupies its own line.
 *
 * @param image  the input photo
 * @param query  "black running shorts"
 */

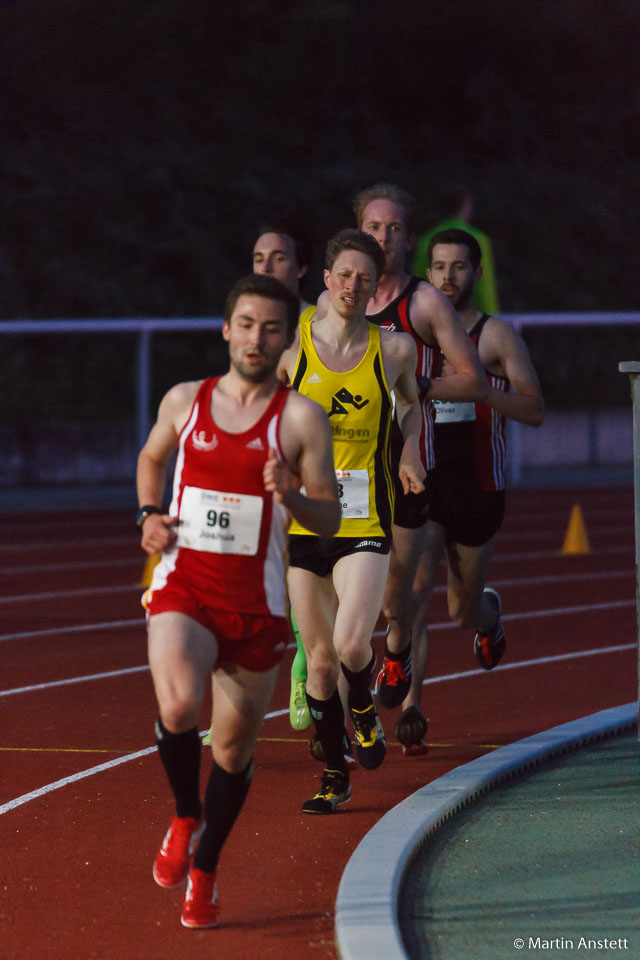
xmin=429 ymin=471 xmax=505 ymax=547
xmin=288 ymin=534 xmax=391 ymax=578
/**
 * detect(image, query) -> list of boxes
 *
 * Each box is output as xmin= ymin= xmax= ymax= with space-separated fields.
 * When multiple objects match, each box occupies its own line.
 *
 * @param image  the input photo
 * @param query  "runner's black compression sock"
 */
xmin=193 ymin=759 xmax=253 ymax=872
xmin=155 ymin=717 xmax=202 ymax=821
xmin=341 ymin=652 xmax=376 ymax=711
xmin=384 ymin=642 xmax=411 ymax=660
xmin=306 ymin=689 xmax=347 ymax=772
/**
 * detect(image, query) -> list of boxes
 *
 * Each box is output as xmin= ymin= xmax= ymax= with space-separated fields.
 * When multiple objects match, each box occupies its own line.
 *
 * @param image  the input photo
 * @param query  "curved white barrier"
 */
xmin=335 ymin=702 xmax=637 ymax=960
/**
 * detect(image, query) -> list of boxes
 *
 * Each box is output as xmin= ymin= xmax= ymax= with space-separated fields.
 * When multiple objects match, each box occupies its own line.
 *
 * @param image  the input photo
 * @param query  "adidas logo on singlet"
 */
xmin=306 ymin=372 xmax=322 ymax=384
xmin=246 ymin=437 xmax=264 ymax=450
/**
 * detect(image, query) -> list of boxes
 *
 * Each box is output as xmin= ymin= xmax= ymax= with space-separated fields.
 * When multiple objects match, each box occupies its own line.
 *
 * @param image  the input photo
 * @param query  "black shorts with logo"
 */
xmin=288 ymin=534 xmax=391 ymax=578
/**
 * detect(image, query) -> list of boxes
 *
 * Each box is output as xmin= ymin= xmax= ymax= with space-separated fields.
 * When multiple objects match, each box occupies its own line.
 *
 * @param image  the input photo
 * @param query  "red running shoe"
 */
xmin=473 ymin=588 xmax=507 ymax=670
xmin=375 ymin=647 xmax=412 ymax=709
xmin=181 ymin=868 xmax=220 ymax=929
xmin=153 ymin=815 xmax=204 ymax=888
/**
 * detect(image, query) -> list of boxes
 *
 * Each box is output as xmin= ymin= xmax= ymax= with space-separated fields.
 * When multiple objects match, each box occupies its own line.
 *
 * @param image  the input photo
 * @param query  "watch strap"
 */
xmin=136 ymin=505 xmax=162 ymax=529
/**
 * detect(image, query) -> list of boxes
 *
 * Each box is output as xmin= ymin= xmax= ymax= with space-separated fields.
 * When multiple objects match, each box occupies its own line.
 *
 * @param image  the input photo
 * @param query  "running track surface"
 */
xmin=1 ymin=485 xmax=636 ymax=960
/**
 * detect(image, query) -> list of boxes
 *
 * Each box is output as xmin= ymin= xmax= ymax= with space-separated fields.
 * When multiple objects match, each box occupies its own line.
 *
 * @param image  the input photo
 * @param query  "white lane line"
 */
xmin=1 ymin=541 xmax=633 ymax=580
xmin=0 ymin=747 xmax=159 ymax=814
xmin=0 ymin=619 xmax=144 ymax=643
xmin=0 ymin=584 xmax=141 ymax=605
xmin=0 ymin=705 xmax=286 ymax=816
xmin=0 ymin=567 xmax=632 ymax=607
xmin=1 ymin=599 xmax=634 ymax=697
xmin=0 ymin=644 xmax=633 ymax=817
xmin=0 ymin=535 xmax=137 ymax=554
xmin=1 ymin=557 xmax=140 ymax=575
xmin=498 ymin=524 xmax=631 ymax=542
xmin=0 ymin=665 xmax=150 ymax=697
xmin=492 ymin=544 xmax=632 ymax=562
xmin=420 ymin=643 xmax=635 ymax=685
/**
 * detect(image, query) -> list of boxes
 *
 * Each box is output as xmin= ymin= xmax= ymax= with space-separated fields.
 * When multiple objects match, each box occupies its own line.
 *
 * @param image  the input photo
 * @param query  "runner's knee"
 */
xmin=306 ymin=645 xmax=339 ymax=689
xmin=159 ymin=696 xmax=201 ymax=734
xmin=212 ymin=739 xmax=253 ymax=774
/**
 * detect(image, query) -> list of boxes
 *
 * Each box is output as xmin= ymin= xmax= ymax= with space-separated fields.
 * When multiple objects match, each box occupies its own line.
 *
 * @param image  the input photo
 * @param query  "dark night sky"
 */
xmin=1 ymin=0 xmax=638 ymax=317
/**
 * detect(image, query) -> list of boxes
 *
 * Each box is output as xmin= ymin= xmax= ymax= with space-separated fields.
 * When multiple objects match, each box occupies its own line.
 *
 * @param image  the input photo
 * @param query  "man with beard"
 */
xmin=350 ymin=185 xmax=487 ymax=754
xmin=138 ymin=274 xmax=340 ymax=927
xmin=252 ymin=220 xmax=317 ymax=325
xmin=398 ymin=228 xmax=544 ymax=754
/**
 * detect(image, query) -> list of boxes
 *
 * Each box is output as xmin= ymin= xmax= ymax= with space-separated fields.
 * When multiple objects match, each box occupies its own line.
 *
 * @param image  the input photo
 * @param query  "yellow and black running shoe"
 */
xmin=349 ymin=700 xmax=386 ymax=770
xmin=302 ymin=768 xmax=351 ymax=814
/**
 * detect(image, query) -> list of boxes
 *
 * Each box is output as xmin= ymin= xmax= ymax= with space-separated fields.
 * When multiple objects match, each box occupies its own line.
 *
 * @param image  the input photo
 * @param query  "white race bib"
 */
xmin=177 ymin=485 xmax=263 ymax=555
xmin=336 ymin=469 xmax=369 ymax=519
xmin=433 ymin=400 xmax=476 ymax=424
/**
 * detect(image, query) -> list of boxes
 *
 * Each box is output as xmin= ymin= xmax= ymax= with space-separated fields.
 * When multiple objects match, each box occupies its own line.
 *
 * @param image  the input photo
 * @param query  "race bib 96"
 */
xmin=177 ymin=485 xmax=263 ymax=555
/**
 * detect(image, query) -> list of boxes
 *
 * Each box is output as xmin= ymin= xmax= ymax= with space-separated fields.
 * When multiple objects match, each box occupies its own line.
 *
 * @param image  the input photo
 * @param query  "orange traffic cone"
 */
xmin=561 ymin=504 xmax=591 ymax=555
xmin=139 ymin=552 xmax=161 ymax=587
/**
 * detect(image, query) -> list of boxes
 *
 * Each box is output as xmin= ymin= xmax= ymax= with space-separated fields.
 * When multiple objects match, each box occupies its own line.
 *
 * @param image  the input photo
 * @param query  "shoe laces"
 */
xmin=186 ymin=868 xmax=218 ymax=903
xmin=163 ymin=816 xmax=197 ymax=858
xmin=381 ymin=656 xmax=410 ymax=686
xmin=317 ymin=768 xmax=346 ymax=799
xmin=351 ymin=704 xmax=377 ymax=741
xmin=293 ymin=681 xmax=307 ymax=707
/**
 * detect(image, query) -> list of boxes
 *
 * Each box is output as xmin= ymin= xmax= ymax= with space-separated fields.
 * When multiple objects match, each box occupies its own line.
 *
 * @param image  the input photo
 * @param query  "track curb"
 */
xmin=334 ymin=701 xmax=638 ymax=960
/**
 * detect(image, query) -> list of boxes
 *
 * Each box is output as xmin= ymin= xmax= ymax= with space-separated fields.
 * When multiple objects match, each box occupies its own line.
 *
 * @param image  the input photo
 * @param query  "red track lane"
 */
xmin=1 ymin=486 xmax=636 ymax=959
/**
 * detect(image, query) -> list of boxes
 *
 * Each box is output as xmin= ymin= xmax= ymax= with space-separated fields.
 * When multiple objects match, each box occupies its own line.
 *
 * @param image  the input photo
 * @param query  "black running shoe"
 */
xmin=473 ymin=588 xmax=506 ymax=670
xmin=395 ymin=706 xmax=429 ymax=757
xmin=308 ymin=729 xmax=355 ymax=766
xmin=301 ymin=768 xmax=351 ymax=814
xmin=375 ymin=646 xmax=412 ymax=709
xmin=349 ymin=699 xmax=386 ymax=770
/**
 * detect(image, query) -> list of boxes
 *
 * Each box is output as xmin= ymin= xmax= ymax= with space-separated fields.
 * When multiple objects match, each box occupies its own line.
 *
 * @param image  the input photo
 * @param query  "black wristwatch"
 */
xmin=136 ymin=505 xmax=162 ymax=529
xmin=417 ymin=376 xmax=432 ymax=396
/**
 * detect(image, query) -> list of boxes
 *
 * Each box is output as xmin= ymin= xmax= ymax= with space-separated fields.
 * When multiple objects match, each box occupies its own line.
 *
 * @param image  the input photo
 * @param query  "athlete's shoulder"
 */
xmin=299 ymin=304 xmax=317 ymax=324
xmin=379 ymin=325 xmax=414 ymax=352
xmin=380 ymin=326 xmax=417 ymax=367
xmin=156 ymin=379 xmax=205 ymax=434
xmin=410 ymin=278 xmax=448 ymax=309
xmin=282 ymin=386 xmax=330 ymax=432
xmin=161 ymin=379 xmax=204 ymax=412
xmin=480 ymin=313 xmax=519 ymax=348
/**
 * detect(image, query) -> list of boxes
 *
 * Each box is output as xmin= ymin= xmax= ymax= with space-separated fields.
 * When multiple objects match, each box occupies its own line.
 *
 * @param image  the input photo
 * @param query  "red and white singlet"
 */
xmin=433 ymin=315 xmax=510 ymax=491
xmin=367 ymin=275 xmax=441 ymax=471
xmin=147 ymin=377 xmax=291 ymax=617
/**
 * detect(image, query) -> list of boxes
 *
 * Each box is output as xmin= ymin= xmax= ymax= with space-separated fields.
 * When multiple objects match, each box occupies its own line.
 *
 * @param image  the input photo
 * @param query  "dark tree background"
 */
xmin=1 ymin=0 xmax=638 ymax=320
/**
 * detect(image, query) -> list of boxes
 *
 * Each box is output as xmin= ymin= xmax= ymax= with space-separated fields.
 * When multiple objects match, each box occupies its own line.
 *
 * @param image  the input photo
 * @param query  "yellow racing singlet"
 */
xmin=299 ymin=304 xmax=317 ymax=324
xmin=289 ymin=320 xmax=394 ymax=538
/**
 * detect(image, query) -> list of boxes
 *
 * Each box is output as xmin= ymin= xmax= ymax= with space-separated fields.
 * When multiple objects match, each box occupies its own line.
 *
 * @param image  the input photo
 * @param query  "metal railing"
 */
xmin=1 ymin=311 xmax=638 ymax=478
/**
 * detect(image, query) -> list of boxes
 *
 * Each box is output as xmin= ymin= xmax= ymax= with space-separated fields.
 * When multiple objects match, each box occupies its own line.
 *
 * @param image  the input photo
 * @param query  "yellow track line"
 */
xmin=0 ymin=740 xmax=503 ymax=754
xmin=0 ymin=746 xmax=130 ymax=754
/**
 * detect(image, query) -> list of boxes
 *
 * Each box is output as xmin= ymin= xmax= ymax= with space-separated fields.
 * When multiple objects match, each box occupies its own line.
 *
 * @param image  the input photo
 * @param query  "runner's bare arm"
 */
xmin=136 ymin=382 xmax=199 ymax=553
xmin=411 ymin=284 xmax=488 ymax=403
xmin=481 ymin=318 xmax=545 ymax=426
xmin=275 ymin=393 xmax=341 ymax=537
xmin=277 ymin=328 xmax=301 ymax=385
xmin=384 ymin=335 xmax=426 ymax=495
